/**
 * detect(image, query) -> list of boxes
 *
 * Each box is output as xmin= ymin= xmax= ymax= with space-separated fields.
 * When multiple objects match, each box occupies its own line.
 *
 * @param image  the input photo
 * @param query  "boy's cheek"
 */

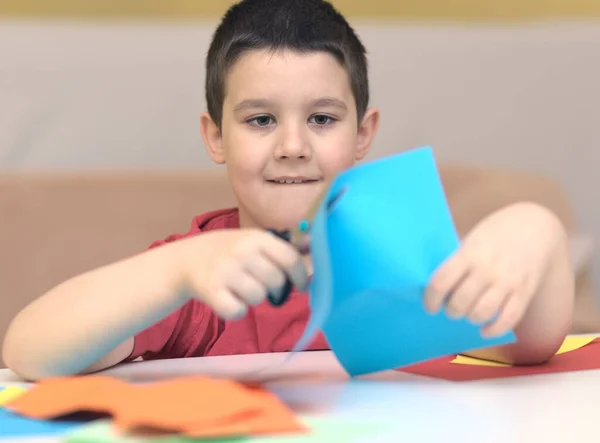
xmin=224 ymin=139 xmax=269 ymax=173
xmin=318 ymin=147 xmax=359 ymax=177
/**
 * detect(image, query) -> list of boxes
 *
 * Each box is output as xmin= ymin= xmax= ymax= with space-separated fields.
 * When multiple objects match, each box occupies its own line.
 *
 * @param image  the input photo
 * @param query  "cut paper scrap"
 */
xmin=0 ymin=407 xmax=85 ymax=438
xmin=292 ymin=183 xmax=333 ymax=353
xmin=400 ymin=336 xmax=600 ymax=381
xmin=64 ymin=416 xmax=382 ymax=443
xmin=300 ymin=146 xmax=515 ymax=376
xmin=5 ymin=375 xmax=305 ymax=438
xmin=451 ymin=335 xmax=597 ymax=367
xmin=0 ymin=386 xmax=28 ymax=406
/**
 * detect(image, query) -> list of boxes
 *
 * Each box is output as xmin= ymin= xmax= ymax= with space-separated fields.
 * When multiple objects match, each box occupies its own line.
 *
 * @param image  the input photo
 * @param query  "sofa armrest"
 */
xmin=568 ymin=233 xmax=600 ymax=334
xmin=569 ymin=233 xmax=595 ymax=275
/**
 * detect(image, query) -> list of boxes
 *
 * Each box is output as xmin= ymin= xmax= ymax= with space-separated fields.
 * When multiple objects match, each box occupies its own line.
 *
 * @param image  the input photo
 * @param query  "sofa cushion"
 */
xmin=0 ymin=165 xmax=595 ymax=367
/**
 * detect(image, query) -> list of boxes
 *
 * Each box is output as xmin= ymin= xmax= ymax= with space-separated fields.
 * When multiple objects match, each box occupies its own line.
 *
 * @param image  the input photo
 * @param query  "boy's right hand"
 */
xmin=172 ymin=229 xmax=309 ymax=319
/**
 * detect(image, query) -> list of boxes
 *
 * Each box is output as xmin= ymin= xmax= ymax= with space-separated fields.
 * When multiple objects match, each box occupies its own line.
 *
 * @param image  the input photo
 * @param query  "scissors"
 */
xmin=266 ymin=185 xmax=346 ymax=307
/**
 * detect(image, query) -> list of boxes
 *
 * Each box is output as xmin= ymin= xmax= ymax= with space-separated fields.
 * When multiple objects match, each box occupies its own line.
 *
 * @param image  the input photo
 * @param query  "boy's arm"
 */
xmin=463 ymin=228 xmax=574 ymax=364
xmin=2 ymin=241 xmax=187 ymax=381
xmin=426 ymin=202 xmax=575 ymax=365
xmin=2 ymin=228 xmax=307 ymax=381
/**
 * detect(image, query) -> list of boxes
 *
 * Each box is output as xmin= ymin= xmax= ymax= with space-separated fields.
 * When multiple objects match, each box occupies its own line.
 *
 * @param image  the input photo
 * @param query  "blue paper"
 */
xmin=302 ymin=146 xmax=516 ymax=376
xmin=0 ymin=407 xmax=84 ymax=437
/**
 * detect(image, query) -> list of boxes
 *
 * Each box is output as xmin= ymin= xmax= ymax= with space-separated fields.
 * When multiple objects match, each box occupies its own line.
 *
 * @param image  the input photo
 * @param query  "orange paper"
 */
xmin=5 ymin=375 xmax=305 ymax=438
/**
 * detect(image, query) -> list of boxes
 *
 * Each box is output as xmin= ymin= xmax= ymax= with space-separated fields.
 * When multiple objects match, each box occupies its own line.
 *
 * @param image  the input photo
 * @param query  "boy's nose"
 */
xmin=274 ymin=126 xmax=312 ymax=160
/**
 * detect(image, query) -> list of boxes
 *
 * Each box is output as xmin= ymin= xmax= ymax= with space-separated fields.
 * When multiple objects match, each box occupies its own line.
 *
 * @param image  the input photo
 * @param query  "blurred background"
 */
xmin=0 ymin=1 xmax=599 ymax=358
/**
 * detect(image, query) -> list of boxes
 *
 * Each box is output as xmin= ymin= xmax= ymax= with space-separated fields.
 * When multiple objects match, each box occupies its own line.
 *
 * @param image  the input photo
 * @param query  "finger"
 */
xmin=260 ymin=235 xmax=309 ymax=292
xmin=481 ymin=292 xmax=526 ymax=337
xmin=445 ymin=272 xmax=491 ymax=319
xmin=243 ymin=254 xmax=287 ymax=292
xmin=425 ymin=251 xmax=470 ymax=313
xmin=296 ymin=234 xmax=311 ymax=255
xmin=467 ymin=284 xmax=511 ymax=325
xmin=226 ymin=271 xmax=267 ymax=306
xmin=204 ymin=288 xmax=248 ymax=320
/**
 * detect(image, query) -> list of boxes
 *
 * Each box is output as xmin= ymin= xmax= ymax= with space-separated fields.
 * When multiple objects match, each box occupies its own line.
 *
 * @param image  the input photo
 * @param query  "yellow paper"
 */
xmin=451 ymin=336 xmax=597 ymax=367
xmin=0 ymin=386 xmax=28 ymax=406
xmin=452 ymin=355 xmax=510 ymax=367
xmin=555 ymin=336 xmax=596 ymax=355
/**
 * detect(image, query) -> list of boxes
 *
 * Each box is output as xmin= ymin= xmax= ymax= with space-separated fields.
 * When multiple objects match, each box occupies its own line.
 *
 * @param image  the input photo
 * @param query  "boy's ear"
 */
xmin=200 ymin=112 xmax=226 ymax=164
xmin=355 ymin=107 xmax=380 ymax=161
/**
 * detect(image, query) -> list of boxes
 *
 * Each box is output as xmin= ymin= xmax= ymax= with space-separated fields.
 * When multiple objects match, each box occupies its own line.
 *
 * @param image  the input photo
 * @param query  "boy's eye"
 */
xmin=247 ymin=115 xmax=274 ymax=127
xmin=309 ymin=114 xmax=336 ymax=126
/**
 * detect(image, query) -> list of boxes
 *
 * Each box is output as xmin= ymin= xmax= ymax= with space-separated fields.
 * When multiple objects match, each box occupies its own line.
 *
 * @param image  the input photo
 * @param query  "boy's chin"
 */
xmin=260 ymin=206 xmax=312 ymax=230
xmin=267 ymin=213 xmax=307 ymax=230
xmin=263 ymin=192 xmax=324 ymax=226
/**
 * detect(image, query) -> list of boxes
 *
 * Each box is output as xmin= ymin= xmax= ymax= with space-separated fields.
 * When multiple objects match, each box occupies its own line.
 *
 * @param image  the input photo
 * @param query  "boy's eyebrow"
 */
xmin=232 ymin=97 xmax=348 ymax=112
xmin=311 ymin=97 xmax=348 ymax=110
xmin=233 ymin=99 xmax=272 ymax=112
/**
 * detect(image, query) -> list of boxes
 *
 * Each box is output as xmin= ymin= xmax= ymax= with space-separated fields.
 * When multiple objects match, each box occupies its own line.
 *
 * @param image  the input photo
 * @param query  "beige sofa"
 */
xmin=0 ymin=165 xmax=597 ymax=368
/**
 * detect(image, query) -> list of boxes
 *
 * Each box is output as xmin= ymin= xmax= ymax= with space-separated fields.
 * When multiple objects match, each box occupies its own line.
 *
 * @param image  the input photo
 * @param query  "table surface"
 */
xmin=2 ymin=344 xmax=600 ymax=443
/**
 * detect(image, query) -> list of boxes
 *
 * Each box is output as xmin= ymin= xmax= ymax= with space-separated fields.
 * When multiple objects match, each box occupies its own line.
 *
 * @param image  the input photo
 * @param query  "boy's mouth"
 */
xmin=266 ymin=177 xmax=321 ymax=184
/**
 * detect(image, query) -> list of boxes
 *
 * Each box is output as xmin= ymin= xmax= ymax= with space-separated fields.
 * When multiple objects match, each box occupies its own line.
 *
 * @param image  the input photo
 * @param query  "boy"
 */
xmin=2 ymin=0 xmax=574 ymax=381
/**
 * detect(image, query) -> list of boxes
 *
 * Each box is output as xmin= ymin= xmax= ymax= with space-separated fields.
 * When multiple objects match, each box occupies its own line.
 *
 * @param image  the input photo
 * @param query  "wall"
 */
xmin=3 ymin=0 xmax=600 ymax=19
xmin=0 ymin=2 xmax=599 ymax=282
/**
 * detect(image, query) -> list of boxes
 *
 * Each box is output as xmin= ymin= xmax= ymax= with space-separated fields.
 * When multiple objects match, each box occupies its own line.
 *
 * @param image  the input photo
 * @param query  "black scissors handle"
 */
xmin=266 ymin=228 xmax=294 ymax=307
xmin=264 ymin=187 xmax=344 ymax=307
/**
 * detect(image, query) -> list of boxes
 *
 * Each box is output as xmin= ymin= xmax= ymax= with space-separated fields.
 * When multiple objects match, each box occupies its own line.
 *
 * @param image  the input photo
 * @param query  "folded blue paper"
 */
xmin=296 ymin=146 xmax=516 ymax=376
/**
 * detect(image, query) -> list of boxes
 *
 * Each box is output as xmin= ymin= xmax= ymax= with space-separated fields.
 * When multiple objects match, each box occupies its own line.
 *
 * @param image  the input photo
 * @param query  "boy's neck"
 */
xmin=237 ymin=205 xmax=258 ymax=229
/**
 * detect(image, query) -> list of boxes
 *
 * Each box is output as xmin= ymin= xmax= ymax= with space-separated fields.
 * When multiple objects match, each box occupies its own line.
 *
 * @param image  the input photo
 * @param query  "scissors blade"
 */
xmin=288 ymin=184 xmax=347 ymax=247
xmin=267 ymin=185 xmax=347 ymax=306
xmin=325 ymin=185 xmax=347 ymax=212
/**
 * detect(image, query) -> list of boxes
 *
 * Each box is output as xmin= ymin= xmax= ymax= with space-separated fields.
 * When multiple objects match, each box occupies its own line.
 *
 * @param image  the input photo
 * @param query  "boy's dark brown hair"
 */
xmin=205 ymin=0 xmax=369 ymax=129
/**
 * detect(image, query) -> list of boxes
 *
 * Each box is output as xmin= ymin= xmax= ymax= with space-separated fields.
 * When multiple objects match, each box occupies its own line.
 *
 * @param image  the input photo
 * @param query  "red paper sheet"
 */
xmin=400 ymin=338 xmax=600 ymax=381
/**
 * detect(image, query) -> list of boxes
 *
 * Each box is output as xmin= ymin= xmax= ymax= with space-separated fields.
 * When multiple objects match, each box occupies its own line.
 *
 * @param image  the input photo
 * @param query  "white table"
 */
xmin=2 ymin=348 xmax=600 ymax=443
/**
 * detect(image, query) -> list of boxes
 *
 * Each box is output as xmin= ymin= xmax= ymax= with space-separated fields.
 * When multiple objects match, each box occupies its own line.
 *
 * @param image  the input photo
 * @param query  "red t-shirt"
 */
xmin=128 ymin=208 xmax=329 ymax=361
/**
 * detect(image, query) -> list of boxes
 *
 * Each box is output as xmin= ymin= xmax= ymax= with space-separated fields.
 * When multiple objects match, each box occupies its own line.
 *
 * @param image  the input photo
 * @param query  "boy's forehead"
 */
xmin=223 ymin=49 xmax=354 ymax=105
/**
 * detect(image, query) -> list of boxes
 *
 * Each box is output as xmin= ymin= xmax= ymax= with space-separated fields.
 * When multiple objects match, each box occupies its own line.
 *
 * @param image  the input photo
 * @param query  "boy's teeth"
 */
xmin=277 ymin=179 xmax=306 ymax=184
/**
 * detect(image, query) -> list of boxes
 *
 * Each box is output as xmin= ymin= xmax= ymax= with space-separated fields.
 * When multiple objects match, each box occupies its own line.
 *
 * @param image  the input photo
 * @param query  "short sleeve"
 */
xmin=125 ymin=209 xmax=238 ymax=361
xmin=127 ymin=299 xmax=216 ymax=361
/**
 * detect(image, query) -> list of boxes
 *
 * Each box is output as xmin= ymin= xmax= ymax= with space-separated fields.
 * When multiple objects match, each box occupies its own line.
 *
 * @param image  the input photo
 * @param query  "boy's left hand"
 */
xmin=424 ymin=202 xmax=566 ymax=338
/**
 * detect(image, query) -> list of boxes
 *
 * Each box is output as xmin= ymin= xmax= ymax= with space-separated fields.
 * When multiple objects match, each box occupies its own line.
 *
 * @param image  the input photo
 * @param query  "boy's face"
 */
xmin=201 ymin=49 xmax=379 ymax=230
